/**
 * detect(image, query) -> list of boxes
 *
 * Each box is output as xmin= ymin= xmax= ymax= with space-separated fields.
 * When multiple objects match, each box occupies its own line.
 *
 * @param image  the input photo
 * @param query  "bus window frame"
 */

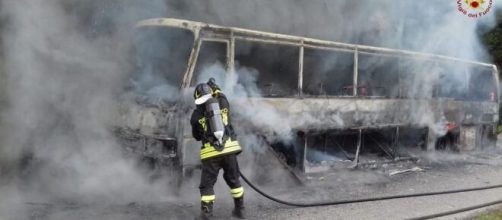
xmin=232 ymin=37 xmax=303 ymax=97
xmin=300 ymin=45 xmax=358 ymax=98
xmin=175 ymin=26 xmax=499 ymax=103
xmin=186 ymin=38 xmax=230 ymax=87
xmin=135 ymin=26 xmax=197 ymax=92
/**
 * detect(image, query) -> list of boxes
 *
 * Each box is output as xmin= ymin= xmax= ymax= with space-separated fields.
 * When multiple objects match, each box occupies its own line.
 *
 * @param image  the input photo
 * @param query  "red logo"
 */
xmin=457 ymin=0 xmax=493 ymax=18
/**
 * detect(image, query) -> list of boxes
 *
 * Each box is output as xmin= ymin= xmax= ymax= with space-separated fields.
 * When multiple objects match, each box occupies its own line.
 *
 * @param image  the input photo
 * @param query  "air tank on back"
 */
xmin=205 ymin=96 xmax=225 ymax=151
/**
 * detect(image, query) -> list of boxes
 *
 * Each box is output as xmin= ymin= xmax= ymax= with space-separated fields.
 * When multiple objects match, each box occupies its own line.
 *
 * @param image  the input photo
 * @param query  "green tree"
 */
xmin=481 ymin=10 xmax=502 ymax=131
xmin=482 ymin=13 xmax=502 ymax=69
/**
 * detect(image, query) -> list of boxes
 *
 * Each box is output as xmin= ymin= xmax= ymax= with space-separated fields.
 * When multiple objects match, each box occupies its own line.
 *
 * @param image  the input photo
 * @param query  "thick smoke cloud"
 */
xmin=0 ymin=0 xmax=177 ymax=216
xmin=180 ymin=0 xmax=502 ymax=141
xmin=0 ymin=0 xmax=501 ymax=218
xmin=167 ymin=0 xmax=498 ymax=59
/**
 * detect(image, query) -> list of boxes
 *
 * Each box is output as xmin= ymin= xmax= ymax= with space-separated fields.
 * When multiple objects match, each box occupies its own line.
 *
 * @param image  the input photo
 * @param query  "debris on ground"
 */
xmin=388 ymin=166 xmax=425 ymax=176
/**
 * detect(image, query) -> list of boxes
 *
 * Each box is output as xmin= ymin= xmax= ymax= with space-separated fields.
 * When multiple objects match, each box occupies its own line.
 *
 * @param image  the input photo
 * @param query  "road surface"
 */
xmin=2 ymin=148 xmax=502 ymax=220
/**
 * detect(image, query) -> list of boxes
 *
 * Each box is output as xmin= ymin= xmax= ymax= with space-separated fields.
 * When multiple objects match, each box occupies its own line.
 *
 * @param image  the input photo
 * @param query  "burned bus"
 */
xmin=114 ymin=18 xmax=500 ymax=175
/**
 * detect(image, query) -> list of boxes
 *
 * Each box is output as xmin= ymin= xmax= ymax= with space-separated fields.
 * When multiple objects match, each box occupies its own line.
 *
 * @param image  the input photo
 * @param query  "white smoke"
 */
xmin=0 ymin=0 xmax=501 ymax=218
xmin=182 ymin=2 xmax=502 ymax=189
xmin=186 ymin=0 xmax=502 ymax=141
xmin=0 ymin=0 xmax=178 ymax=217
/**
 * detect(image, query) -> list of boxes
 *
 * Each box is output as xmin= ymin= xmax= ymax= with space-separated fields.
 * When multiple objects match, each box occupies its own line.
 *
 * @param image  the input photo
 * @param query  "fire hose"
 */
xmin=239 ymin=170 xmax=502 ymax=218
xmin=201 ymin=79 xmax=502 ymax=217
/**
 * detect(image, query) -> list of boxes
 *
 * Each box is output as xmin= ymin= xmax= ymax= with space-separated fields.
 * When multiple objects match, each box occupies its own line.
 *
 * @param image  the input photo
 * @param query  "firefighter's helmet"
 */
xmin=194 ymin=83 xmax=213 ymax=105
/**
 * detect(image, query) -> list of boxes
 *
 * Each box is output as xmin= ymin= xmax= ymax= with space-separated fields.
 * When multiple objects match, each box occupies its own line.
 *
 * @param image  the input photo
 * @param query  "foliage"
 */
xmin=481 ymin=10 xmax=502 ymax=130
xmin=482 ymin=13 xmax=502 ymax=69
xmin=476 ymin=209 xmax=502 ymax=220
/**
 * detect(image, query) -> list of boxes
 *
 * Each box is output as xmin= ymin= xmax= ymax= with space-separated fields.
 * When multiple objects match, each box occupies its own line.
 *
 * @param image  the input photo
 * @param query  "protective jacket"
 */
xmin=190 ymin=93 xmax=242 ymax=160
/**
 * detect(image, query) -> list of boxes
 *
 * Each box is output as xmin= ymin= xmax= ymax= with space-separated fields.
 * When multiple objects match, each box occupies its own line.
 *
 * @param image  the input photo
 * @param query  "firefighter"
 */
xmin=191 ymin=80 xmax=245 ymax=219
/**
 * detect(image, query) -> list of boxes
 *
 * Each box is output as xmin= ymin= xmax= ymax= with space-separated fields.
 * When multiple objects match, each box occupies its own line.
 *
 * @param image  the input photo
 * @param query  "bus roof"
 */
xmin=136 ymin=18 xmax=496 ymax=69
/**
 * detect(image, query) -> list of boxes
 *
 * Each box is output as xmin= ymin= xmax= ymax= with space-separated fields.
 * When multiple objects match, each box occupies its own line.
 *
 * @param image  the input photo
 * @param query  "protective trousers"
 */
xmin=199 ymin=153 xmax=244 ymax=203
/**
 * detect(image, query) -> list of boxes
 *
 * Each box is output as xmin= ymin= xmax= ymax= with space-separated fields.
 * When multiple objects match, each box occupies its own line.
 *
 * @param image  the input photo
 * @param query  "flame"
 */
xmin=446 ymin=122 xmax=457 ymax=132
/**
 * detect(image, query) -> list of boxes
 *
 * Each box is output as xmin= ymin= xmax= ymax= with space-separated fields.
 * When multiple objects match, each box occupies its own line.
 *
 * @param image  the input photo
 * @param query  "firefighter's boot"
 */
xmin=232 ymin=197 xmax=245 ymax=219
xmin=200 ymin=201 xmax=213 ymax=220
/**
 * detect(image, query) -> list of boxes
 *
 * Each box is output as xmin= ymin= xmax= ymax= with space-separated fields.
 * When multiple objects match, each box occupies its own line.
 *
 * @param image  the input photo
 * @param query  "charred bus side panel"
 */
xmin=115 ymin=18 xmax=500 ymax=176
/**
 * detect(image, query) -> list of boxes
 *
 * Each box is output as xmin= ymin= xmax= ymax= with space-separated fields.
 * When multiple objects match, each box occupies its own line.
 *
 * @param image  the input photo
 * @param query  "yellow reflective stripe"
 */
xmin=225 ymin=140 xmax=239 ymax=147
xmin=198 ymin=117 xmax=207 ymax=132
xmin=201 ymin=145 xmax=241 ymax=159
xmin=221 ymin=108 xmax=229 ymax=126
xmin=201 ymin=140 xmax=239 ymax=155
xmin=230 ymin=186 xmax=244 ymax=198
xmin=203 ymin=142 xmax=212 ymax=149
xmin=230 ymin=187 xmax=244 ymax=198
xmin=231 ymin=191 xmax=243 ymax=198
xmin=200 ymin=139 xmax=241 ymax=159
xmin=232 ymin=191 xmax=243 ymax=198
xmin=201 ymin=195 xmax=215 ymax=202
xmin=230 ymin=187 xmax=243 ymax=194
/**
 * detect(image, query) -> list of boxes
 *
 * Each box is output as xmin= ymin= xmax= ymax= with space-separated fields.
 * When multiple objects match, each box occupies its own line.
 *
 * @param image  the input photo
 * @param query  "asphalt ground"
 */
xmin=2 ymin=147 xmax=502 ymax=220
